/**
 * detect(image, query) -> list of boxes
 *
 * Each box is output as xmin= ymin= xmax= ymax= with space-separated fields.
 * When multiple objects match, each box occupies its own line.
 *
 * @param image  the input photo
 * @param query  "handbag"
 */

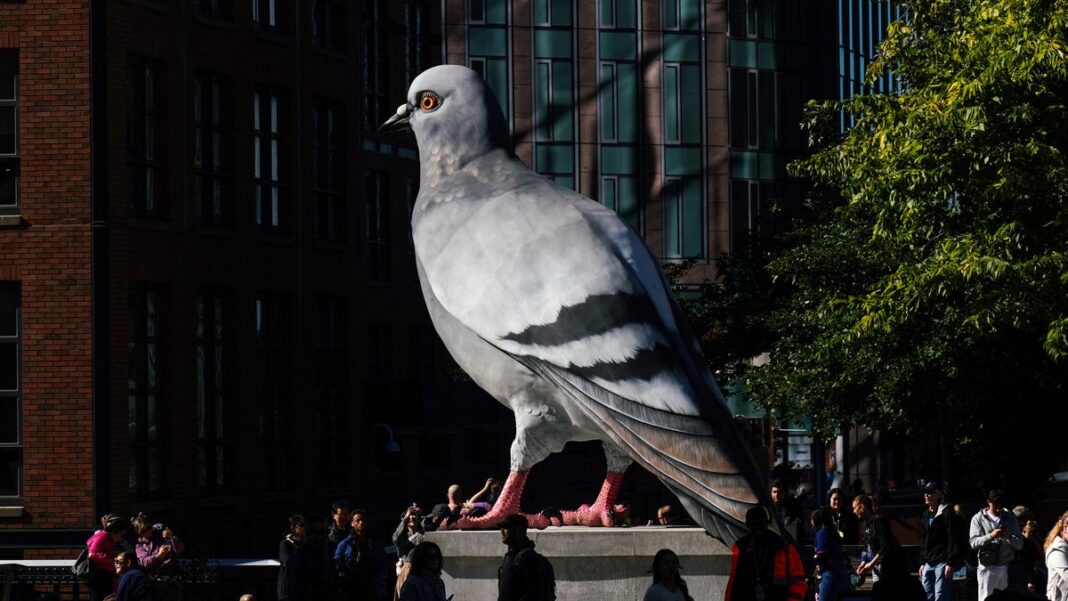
xmin=978 ymin=541 xmax=1000 ymax=566
xmin=71 ymin=546 xmax=96 ymax=583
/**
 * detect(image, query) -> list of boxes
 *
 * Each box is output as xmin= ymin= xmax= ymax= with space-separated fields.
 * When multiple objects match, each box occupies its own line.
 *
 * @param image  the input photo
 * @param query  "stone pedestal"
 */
xmin=426 ymin=526 xmax=733 ymax=600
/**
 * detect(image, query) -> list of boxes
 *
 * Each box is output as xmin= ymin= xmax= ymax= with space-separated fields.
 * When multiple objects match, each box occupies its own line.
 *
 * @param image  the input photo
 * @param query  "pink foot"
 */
xmin=560 ymin=471 xmax=628 ymax=527
xmin=439 ymin=471 xmax=553 ymax=530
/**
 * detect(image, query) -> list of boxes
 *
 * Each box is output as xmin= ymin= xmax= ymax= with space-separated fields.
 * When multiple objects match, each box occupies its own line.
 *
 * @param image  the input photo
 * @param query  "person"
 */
xmin=852 ymin=494 xmax=899 ymax=583
xmin=1044 ymin=511 xmax=1068 ymax=601
xmin=394 ymin=505 xmax=428 ymax=600
xmin=771 ymin=481 xmax=807 ymax=545
xmin=725 ymin=506 xmax=807 ymax=601
xmin=917 ymin=482 xmax=967 ymax=601
xmin=239 ymin=596 xmax=256 ymax=601
xmin=826 ymin=488 xmax=858 ymax=544
xmin=643 ymin=548 xmax=693 ymax=601
xmin=497 ymin=514 xmax=555 ymax=601
xmin=114 ymin=551 xmax=159 ymax=601
xmin=329 ymin=501 xmax=353 ymax=554
xmin=651 ymin=505 xmax=680 ymax=526
xmin=334 ymin=509 xmax=389 ymax=601
xmin=969 ymin=489 xmax=1024 ymax=601
xmin=278 ymin=514 xmax=306 ymax=601
xmin=87 ymin=517 xmax=128 ymax=601
xmin=811 ymin=509 xmax=849 ymax=601
xmin=131 ymin=514 xmax=185 ymax=574
xmin=287 ymin=515 xmax=332 ymax=601
xmin=399 ymin=541 xmax=448 ymax=601
xmin=1009 ymin=518 xmax=1044 ymax=594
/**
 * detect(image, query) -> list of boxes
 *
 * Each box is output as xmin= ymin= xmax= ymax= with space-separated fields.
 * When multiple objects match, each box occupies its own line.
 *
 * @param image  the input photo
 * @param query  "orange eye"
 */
xmin=420 ymin=93 xmax=441 ymax=111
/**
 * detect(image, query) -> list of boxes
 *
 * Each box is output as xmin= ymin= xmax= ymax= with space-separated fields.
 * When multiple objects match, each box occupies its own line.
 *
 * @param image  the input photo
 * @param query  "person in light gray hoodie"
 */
xmin=1046 ymin=511 xmax=1068 ymax=601
xmin=969 ymin=489 xmax=1023 ymax=601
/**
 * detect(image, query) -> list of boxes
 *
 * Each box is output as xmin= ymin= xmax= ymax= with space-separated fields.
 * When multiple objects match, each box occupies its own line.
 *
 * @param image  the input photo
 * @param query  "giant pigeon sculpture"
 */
xmin=380 ymin=65 xmax=769 ymax=543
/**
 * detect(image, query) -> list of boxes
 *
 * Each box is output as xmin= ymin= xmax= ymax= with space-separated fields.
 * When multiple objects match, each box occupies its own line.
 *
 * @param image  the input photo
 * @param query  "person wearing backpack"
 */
xmin=497 ymin=514 xmax=555 ymax=601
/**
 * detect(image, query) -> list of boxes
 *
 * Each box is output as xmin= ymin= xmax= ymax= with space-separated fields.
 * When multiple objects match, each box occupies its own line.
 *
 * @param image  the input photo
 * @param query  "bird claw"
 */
xmin=560 ymin=503 xmax=628 ymax=527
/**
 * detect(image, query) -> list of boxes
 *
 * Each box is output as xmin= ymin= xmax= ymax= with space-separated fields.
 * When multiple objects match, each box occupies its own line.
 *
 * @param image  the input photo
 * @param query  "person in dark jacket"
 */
xmin=278 ymin=515 xmax=306 ymax=601
xmin=329 ymin=501 xmax=352 ymax=555
xmin=917 ymin=482 xmax=968 ymax=601
xmin=725 ymin=507 xmax=807 ymax=601
xmin=852 ymin=494 xmax=900 ymax=582
xmin=114 ymin=551 xmax=159 ymax=601
xmin=827 ymin=488 xmax=858 ymax=544
xmin=334 ymin=509 xmax=389 ymax=601
xmin=497 ymin=514 xmax=555 ymax=601
xmin=287 ymin=516 xmax=333 ymax=601
xmin=399 ymin=541 xmax=448 ymax=601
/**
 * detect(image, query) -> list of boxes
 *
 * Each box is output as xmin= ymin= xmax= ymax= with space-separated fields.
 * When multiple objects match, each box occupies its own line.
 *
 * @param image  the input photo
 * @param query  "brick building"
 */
xmin=0 ymin=0 xmax=544 ymax=558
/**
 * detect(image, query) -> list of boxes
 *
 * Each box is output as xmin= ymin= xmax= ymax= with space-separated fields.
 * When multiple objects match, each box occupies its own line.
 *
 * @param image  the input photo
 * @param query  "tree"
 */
xmin=704 ymin=0 xmax=1068 ymax=498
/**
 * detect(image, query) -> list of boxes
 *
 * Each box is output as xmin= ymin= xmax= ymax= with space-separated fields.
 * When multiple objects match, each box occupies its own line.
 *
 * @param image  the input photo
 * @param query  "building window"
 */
xmin=0 ymin=283 xmax=20 ymax=498
xmin=599 ymin=0 xmax=637 ymax=27
xmin=365 ymin=321 xmax=393 ymax=381
xmin=662 ymin=177 xmax=703 ymax=258
xmin=256 ymin=293 xmax=292 ymax=492
xmin=196 ymin=292 xmax=229 ymax=494
xmin=0 ymin=50 xmax=18 ymax=212
xmin=406 ymin=0 xmax=431 ymax=84
xmin=128 ymin=284 xmax=163 ymax=498
xmin=313 ymin=0 xmax=344 ymax=50
xmin=363 ymin=0 xmax=389 ymax=132
xmin=313 ymin=99 xmax=345 ymax=242
xmin=532 ymin=0 xmax=575 ymax=188
xmin=467 ymin=0 xmax=509 ymax=120
xmin=364 ymin=171 xmax=390 ymax=282
xmin=194 ymin=0 xmax=232 ymax=19
xmin=315 ymin=297 xmax=348 ymax=488
xmin=252 ymin=0 xmax=287 ymax=33
xmin=600 ymin=175 xmax=640 ymax=232
xmin=253 ymin=86 xmax=287 ymax=233
xmin=663 ymin=0 xmax=701 ymax=30
xmin=127 ymin=57 xmax=164 ymax=219
xmin=194 ymin=73 xmax=231 ymax=227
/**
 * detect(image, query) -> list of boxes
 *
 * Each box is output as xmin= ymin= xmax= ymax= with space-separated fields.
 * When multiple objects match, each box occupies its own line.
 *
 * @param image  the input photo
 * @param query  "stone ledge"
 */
xmin=427 ymin=527 xmax=733 ymax=600
xmin=0 ymin=214 xmax=22 ymax=227
xmin=0 ymin=506 xmax=24 ymax=518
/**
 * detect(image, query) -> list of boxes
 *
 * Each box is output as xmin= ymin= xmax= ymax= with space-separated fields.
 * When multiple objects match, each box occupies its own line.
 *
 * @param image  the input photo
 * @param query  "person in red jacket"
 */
xmin=86 ymin=518 xmax=128 ymax=601
xmin=725 ymin=507 xmax=807 ymax=601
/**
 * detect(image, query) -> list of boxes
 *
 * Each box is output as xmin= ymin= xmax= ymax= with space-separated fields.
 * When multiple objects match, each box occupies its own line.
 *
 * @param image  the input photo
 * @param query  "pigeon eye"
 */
xmin=420 ymin=92 xmax=442 ymax=112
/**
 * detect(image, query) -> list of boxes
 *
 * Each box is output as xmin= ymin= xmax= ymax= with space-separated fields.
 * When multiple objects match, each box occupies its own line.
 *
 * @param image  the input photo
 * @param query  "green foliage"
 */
xmin=701 ymin=0 xmax=1068 ymax=494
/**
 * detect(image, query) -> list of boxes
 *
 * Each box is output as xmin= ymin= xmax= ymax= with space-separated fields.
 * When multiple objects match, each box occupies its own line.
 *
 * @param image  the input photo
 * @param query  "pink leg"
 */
xmin=444 ymin=471 xmax=551 ymax=530
xmin=559 ymin=471 xmax=628 ymax=527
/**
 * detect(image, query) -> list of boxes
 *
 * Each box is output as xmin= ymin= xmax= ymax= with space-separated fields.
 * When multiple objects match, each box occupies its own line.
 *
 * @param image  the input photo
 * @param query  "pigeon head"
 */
xmin=379 ymin=65 xmax=510 ymax=178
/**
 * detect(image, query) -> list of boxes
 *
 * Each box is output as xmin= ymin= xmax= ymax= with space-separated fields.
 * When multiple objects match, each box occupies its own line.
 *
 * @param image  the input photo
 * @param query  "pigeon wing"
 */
xmin=416 ymin=176 xmax=765 ymax=540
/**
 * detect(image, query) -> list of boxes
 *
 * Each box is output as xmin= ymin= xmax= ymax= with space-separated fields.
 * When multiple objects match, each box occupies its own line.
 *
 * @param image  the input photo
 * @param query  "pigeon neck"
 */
xmin=419 ymin=143 xmax=508 ymax=186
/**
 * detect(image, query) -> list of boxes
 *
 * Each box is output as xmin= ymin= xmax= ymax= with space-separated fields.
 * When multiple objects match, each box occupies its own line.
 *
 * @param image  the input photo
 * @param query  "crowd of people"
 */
xmin=74 ymin=478 xmax=1068 ymax=601
xmin=80 ymin=512 xmax=185 ymax=601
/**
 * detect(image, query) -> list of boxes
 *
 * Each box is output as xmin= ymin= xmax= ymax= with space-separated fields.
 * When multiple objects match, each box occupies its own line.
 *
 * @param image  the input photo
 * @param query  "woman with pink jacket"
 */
xmin=132 ymin=513 xmax=185 ymax=573
xmin=86 ymin=518 xmax=128 ymax=601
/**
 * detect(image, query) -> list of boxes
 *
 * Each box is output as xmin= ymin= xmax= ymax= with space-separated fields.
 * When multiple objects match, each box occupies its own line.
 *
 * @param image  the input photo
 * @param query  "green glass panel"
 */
xmin=600 ymin=64 xmax=616 ymax=141
xmin=534 ymin=30 xmax=572 ymax=58
xmin=470 ymin=0 xmax=484 ymax=24
xmin=663 ymin=34 xmax=699 ymax=62
xmin=758 ymin=41 xmax=778 ymax=69
xmin=617 ymin=0 xmax=636 ymax=28
xmin=664 ymin=65 xmax=679 ymax=143
xmin=601 ymin=177 xmax=618 ymax=210
xmin=535 ymin=62 xmax=551 ymax=140
xmin=536 ymin=144 xmax=573 ymax=174
xmin=551 ymin=0 xmax=572 ymax=26
xmin=600 ymin=0 xmax=614 ymax=26
xmin=555 ymin=175 xmax=575 ymax=189
xmin=680 ymin=0 xmax=700 ymax=30
xmin=731 ymin=151 xmax=758 ymax=179
xmin=487 ymin=59 xmax=509 ymax=117
xmin=729 ymin=39 xmax=757 ymax=68
xmin=680 ymin=65 xmax=701 ymax=144
xmin=534 ymin=0 xmax=549 ymax=24
xmin=552 ymin=61 xmax=574 ymax=141
xmin=599 ymin=31 xmax=636 ymax=61
xmin=617 ymin=62 xmax=638 ymax=143
xmin=601 ymin=145 xmax=637 ymax=174
xmin=681 ymin=178 xmax=703 ymax=257
xmin=486 ymin=0 xmax=507 ymax=24
xmin=663 ymin=0 xmax=678 ymax=29
xmin=619 ymin=176 xmax=640 ymax=232
xmin=663 ymin=179 xmax=680 ymax=256
xmin=665 ymin=147 xmax=701 ymax=175
xmin=759 ymin=152 xmax=777 ymax=179
xmin=469 ymin=28 xmax=508 ymax=57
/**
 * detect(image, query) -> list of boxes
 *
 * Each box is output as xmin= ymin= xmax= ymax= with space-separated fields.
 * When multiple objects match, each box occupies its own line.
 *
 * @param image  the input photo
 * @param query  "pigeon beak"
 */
xmin=378 ymin=103 xmax=413 ymax=134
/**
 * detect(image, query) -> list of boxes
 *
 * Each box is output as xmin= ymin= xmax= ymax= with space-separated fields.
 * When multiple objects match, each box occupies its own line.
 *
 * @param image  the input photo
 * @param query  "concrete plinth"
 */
xmin=426 ymin=527 xmax=732 ymax=600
